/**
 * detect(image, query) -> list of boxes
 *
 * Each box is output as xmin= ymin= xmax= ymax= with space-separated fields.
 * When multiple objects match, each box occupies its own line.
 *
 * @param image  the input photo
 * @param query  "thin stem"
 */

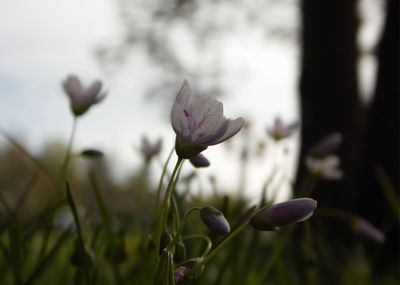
xmin=182 ymin=234 xmax=213 ymax=257
xmin=167 ymin=207 xmax=200 ymax=250
xmin=189 ymin=223 xmax=249 ymax=274
xmin=155 ymin=147 xmax=175 ymax=216
xmin=60 ymin=117 xmax=77 ymax=182
xmin=65 ymin=182 xmax=91 ymax=285
xmin=154 ymin=157 xmax=184 ymax=258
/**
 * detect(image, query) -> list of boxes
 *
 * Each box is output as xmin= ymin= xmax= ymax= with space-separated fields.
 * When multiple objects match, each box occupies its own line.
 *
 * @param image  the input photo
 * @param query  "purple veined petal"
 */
xmin=196 ymin=116 xmax=229 ymax=145
xmin=63 ymin=75 xmax=83 ymax=99
xmin=190 ymin=97 xmax=225 ymax=143
xmin=171 ymin=102 xmax=193 ymax=142
xmin=207 ymin=117 xmax=245 ymax=145
xmin=175 ymin=79 xmax=192 ymax=107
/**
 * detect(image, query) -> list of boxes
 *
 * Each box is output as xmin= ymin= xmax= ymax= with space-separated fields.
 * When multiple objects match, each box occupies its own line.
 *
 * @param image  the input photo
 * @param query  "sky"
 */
xmin=0 ymin=0 xmax=383 ymax=201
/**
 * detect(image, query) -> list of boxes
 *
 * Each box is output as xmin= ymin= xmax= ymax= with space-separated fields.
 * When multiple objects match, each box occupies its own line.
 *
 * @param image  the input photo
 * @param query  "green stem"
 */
xmin=60 ymin=117 xmax=77 ymax=182
xmin=155 ymin=148 xmax=175 ymax=216
xmin=167 ymin=207 xmax=200 ymax=250
xmin=65 ymin=182 xmax=91 ymax=285
xmin=189 ymin=223 xmax=249 ymax=274
xmin=182 ymin=234 xmax=212 ymax=257
xmin=154 ymin=157 xmax=184 ymax=255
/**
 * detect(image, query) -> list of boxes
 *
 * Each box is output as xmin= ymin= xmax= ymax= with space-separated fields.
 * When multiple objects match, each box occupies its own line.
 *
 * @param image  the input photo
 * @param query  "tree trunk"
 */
xmin=297 ymin=0 xmax=361 ymax=209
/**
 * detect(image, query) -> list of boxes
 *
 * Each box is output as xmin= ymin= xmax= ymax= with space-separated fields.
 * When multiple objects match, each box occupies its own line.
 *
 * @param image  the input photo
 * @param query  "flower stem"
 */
xmin=167 ymin=207 xmax=200 ymax=250
xmin=155 ymin=147 xmax=175 ymax=216
xmin=189 ymin=223 xmax=249 ymax=274
xmin=59 ymin=117 xmax=77 ymax=183
xmin=182 ymin=234 xmax=212 ymax=257
xmin=154 ymin=157 xmax=184 ymax=259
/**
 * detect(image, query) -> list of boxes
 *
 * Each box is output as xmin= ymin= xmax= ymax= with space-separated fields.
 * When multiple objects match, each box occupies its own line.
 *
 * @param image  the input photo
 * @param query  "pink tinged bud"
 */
xmin=200 ymin=206 xmax=230 ymax=235
xmin=171 ymin=80 xmax=244 ymax=158
xmin=353 ymin=218 xmax=385 ymax=244
xmin=189 ymin=154 xmax=210 ymax=168
xmin=62 ymin=75 xmax=107 ymax=116
xmin=310 ymin=132 xmax=343 ymax=157
xmin=250 ymin=198 xmax=317 ymax=231
xmin=174 ymin=266 xmax=187 ymax=284
xmin=174 ymin=258 xmax=204 ymax=284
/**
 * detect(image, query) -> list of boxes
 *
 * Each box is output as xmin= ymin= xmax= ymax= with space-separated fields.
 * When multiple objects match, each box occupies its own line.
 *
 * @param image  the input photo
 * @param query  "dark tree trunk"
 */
xmin=297 ymin=0 xmax=362 ymax=209
xmin=357 ymin=0 xmax=399 ymax=276
xmin=296 ymin=1 xmax=362 ymax=283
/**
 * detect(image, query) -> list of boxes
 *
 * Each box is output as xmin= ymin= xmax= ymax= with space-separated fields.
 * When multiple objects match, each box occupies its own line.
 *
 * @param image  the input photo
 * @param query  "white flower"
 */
xmin=306 ymin=155 xmax=343 ymax=180
xmin=267 ymin=116 xmax=298 ymax=141
xmin=171 ymin=80 xmax=244 ymax=158
xmin=62 ymin=75 xmax=106 ymax=116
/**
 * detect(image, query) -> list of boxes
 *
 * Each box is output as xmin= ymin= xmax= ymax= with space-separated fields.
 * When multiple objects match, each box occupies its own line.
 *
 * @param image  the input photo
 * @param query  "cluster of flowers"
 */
xmin=61 ymin=74 xmax=385 ymax=284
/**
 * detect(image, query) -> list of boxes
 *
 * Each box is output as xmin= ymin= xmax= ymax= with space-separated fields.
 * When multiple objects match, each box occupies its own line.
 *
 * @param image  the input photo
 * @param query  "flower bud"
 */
xmin=353 ymin=218 xmax=385 ymax=244
xmin=80 ymin=149 xmax=104 ymax=159
xmin=250 ymin=198 xmax=317 ymax=231
xmin=174 ymin=257 xmax=204 ymax=284
xmin=200 ymin=206 xmax=230 ymax=235
xmin=189 ymin=154 xmax=210 ymax=168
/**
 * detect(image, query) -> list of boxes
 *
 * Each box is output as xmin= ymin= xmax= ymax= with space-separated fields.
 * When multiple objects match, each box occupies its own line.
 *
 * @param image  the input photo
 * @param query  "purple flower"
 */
xmin=140 ymin=136 xmax=162 ymax=162
xmin=353 ymin=218 xmax=385 ymax=244
xmin=171 ymin=80 xmax=244 ymax=158
xmin=200 ymin=206 xmax=230 ymax=235
xmin=189 ymin=154 xmax=210 ymax=168
xmin=305 ymin=155 xmax=343 ymax=180
xmin=250 ymin=198 xmax=317 ymax=231
xmin=62 ymin=75 xmax=106 ymax=116
xmin=267 ymin=116 xmax=298 ymax=141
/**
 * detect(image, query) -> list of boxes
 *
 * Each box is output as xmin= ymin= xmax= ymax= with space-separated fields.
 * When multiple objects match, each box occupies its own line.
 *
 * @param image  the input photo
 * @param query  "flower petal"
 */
xmin=207 ymin=117 xmax=244 ymax=145
xmin=63 ymin=75 xmax=82 ymax=98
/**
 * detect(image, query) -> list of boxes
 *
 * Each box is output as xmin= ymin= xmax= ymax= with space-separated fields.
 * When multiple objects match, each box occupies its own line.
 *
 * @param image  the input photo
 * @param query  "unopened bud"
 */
xmin=189 ymin=154 xmax=210 ymax=168
xmin=80 ymin=149 xmax=104 ymax=159
xmin=251 ymin=198 xmax=317 ymax=231
xmin=175 ymin=257 xmax=204 ymax=284
xmin=200 ymin=206 xmax=230 ymax=235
